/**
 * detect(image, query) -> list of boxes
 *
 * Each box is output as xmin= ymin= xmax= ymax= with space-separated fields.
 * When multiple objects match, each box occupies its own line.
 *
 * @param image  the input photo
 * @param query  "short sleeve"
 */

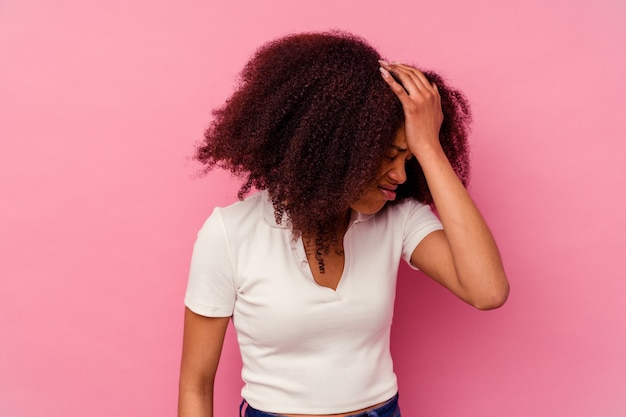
xmin=401 ymin=200 xmax=444 ymax=270
xmin=184 ymin=208 xmax=236 ymax=317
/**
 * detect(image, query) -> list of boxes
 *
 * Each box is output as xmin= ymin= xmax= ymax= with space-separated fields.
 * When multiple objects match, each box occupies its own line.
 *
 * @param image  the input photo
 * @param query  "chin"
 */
xmin=353 ymin=201 xmax=386 ymax=215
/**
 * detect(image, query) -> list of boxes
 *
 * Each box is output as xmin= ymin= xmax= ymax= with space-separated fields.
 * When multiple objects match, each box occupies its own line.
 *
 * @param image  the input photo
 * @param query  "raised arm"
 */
xmin=178 ymin=308 xmax=230 ymax=417
xmin=379 ymin=61 xmax=509 ymax=310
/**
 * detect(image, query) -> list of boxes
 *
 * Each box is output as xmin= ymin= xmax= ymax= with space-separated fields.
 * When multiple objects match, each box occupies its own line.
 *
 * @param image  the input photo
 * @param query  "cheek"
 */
xmin=379 ymin=162 xmax=394 ymax=177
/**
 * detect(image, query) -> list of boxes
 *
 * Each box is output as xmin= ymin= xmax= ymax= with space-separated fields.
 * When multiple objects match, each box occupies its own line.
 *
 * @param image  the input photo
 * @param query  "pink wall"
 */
xmin=1 ymin=1 xmax=624 ymax=416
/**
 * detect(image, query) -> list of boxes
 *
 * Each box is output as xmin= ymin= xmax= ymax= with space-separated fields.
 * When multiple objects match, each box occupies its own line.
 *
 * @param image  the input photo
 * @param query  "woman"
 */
xmin=179 ymin=31 xmax=509 ymax=417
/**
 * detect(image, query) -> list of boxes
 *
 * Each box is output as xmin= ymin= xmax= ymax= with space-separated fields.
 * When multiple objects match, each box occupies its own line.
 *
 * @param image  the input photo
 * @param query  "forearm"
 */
xmin=418 ymin=145 xmax=509 ymax=308
xmin=178 ymin=382 xmax=214 ymax=417
xmin=178 ymin=310 xmax=229 ymax=417
xmin=378 ymin=60 xmax=508 ymax=308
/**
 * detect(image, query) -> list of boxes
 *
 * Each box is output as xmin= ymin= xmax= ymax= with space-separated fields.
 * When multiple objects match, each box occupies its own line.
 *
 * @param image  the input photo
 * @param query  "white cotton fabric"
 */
xmin=185 ymin=191 xmax=442 ymax=414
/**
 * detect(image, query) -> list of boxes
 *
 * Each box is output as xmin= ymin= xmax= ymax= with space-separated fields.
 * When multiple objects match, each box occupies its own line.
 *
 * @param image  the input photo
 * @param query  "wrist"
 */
xmin=412 ymin=141 xmax=446 ymax=164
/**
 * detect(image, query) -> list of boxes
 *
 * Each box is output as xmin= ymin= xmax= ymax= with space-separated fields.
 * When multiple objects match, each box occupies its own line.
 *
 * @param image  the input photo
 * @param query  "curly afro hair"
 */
xmin=197 ymin=31 xmax=471 ymax=259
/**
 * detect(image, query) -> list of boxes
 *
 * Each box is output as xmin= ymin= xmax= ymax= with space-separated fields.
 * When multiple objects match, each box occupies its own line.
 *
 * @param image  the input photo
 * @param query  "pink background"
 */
xmin=1 ymin=0 xmax=625 ymax=416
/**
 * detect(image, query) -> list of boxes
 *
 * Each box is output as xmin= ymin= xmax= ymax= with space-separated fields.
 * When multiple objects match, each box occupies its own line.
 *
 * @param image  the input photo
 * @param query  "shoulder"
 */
xmin=351 ymin=199 xmax=438 ymax=238
xmin=380 ymin=198 xmax=435 ymax=222
xmin=384 ymin=198 xmax=442 ymax=242
xmin=212 ymin=192 xmax=265 ymax=222
xmin=199 ymin=191 xmax=276 ymax=241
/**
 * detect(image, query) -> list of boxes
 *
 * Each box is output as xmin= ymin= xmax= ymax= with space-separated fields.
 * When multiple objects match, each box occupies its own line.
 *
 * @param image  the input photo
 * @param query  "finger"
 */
xmin=390 ymin=62 xmax=436 ymax=95
xmin=379 ymin=66 xmax=413 ymax=104
xmin=396 ymin=67 xmax=441 ymax=106
xmin=379 ymin=61 xmax=422 ymax=96
xmin=386 ymin=64 xmax=428 ymax=97
xmin=432 ymin=82 xmax=441 ymax=100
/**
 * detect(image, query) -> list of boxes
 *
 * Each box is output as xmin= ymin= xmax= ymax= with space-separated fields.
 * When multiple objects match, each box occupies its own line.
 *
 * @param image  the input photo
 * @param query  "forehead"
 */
xmin=391 ymin=125 xmax=408 ymax=151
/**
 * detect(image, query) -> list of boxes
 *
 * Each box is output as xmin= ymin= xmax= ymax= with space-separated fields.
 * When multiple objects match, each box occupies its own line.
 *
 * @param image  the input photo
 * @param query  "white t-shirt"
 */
xmin=185 ymin=191 xmax=443 ymax=414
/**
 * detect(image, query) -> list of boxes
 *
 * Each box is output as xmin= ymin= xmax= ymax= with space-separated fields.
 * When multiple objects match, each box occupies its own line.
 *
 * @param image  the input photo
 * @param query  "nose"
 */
xmin=387 ymin=159 xmax=407 ymax=185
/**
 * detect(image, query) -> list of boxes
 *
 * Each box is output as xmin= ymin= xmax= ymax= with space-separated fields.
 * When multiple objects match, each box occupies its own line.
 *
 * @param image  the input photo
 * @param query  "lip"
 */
xmin=378 ymin=185 xmax=397 ymax=201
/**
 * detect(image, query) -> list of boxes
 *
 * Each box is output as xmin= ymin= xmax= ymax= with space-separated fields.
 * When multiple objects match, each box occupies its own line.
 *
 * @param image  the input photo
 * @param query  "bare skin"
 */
xmin=178 ymin=62 xmax=509 ymax=417
xmin=178 ymin=310 xmax=229 ymax=417
xmin=379 ymin=61 xmax=509 ymax=309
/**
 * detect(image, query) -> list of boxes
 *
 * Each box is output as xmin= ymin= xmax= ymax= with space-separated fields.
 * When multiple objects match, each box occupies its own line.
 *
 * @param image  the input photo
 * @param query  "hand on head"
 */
xmin=378 ymin=60 xmax=445 ymax=162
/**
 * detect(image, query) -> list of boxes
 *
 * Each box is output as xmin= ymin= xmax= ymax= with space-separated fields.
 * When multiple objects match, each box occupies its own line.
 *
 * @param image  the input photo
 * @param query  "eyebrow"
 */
xmin=391 ymin=145 xmax=408 ymax=152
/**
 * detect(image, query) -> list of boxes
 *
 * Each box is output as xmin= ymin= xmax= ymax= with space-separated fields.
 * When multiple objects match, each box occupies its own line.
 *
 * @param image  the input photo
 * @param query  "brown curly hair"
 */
xmin=197 ymin=31 xmax=471 ymax=265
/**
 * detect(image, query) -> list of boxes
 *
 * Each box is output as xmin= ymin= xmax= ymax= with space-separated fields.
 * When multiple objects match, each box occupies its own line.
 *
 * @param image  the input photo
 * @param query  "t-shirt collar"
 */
xmin=261 ymin=190 xmax=375 ymax=228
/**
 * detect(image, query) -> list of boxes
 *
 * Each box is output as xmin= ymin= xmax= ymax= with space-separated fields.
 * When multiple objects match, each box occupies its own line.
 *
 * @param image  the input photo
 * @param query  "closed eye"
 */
xmin=385 ymin=152 xmax=413 ymax=162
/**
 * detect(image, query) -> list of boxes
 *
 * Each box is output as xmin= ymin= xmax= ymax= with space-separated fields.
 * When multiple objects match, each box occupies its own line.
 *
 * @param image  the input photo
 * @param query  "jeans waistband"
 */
xmin=240 ymin=393 xmax=399 ymax=417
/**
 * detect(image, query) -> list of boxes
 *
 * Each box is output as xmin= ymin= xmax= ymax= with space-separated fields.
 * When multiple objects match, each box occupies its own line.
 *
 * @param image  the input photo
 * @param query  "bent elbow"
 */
xmin=473 ymin=296 xmax=507 ymax=310
xmin=472 ymin=280 xmax=510 ymax=311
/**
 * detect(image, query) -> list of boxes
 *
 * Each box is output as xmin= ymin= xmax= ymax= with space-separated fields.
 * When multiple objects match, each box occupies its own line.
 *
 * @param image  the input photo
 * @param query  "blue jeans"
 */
xmin=240 ymin=393 xmax=401 ymax=417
